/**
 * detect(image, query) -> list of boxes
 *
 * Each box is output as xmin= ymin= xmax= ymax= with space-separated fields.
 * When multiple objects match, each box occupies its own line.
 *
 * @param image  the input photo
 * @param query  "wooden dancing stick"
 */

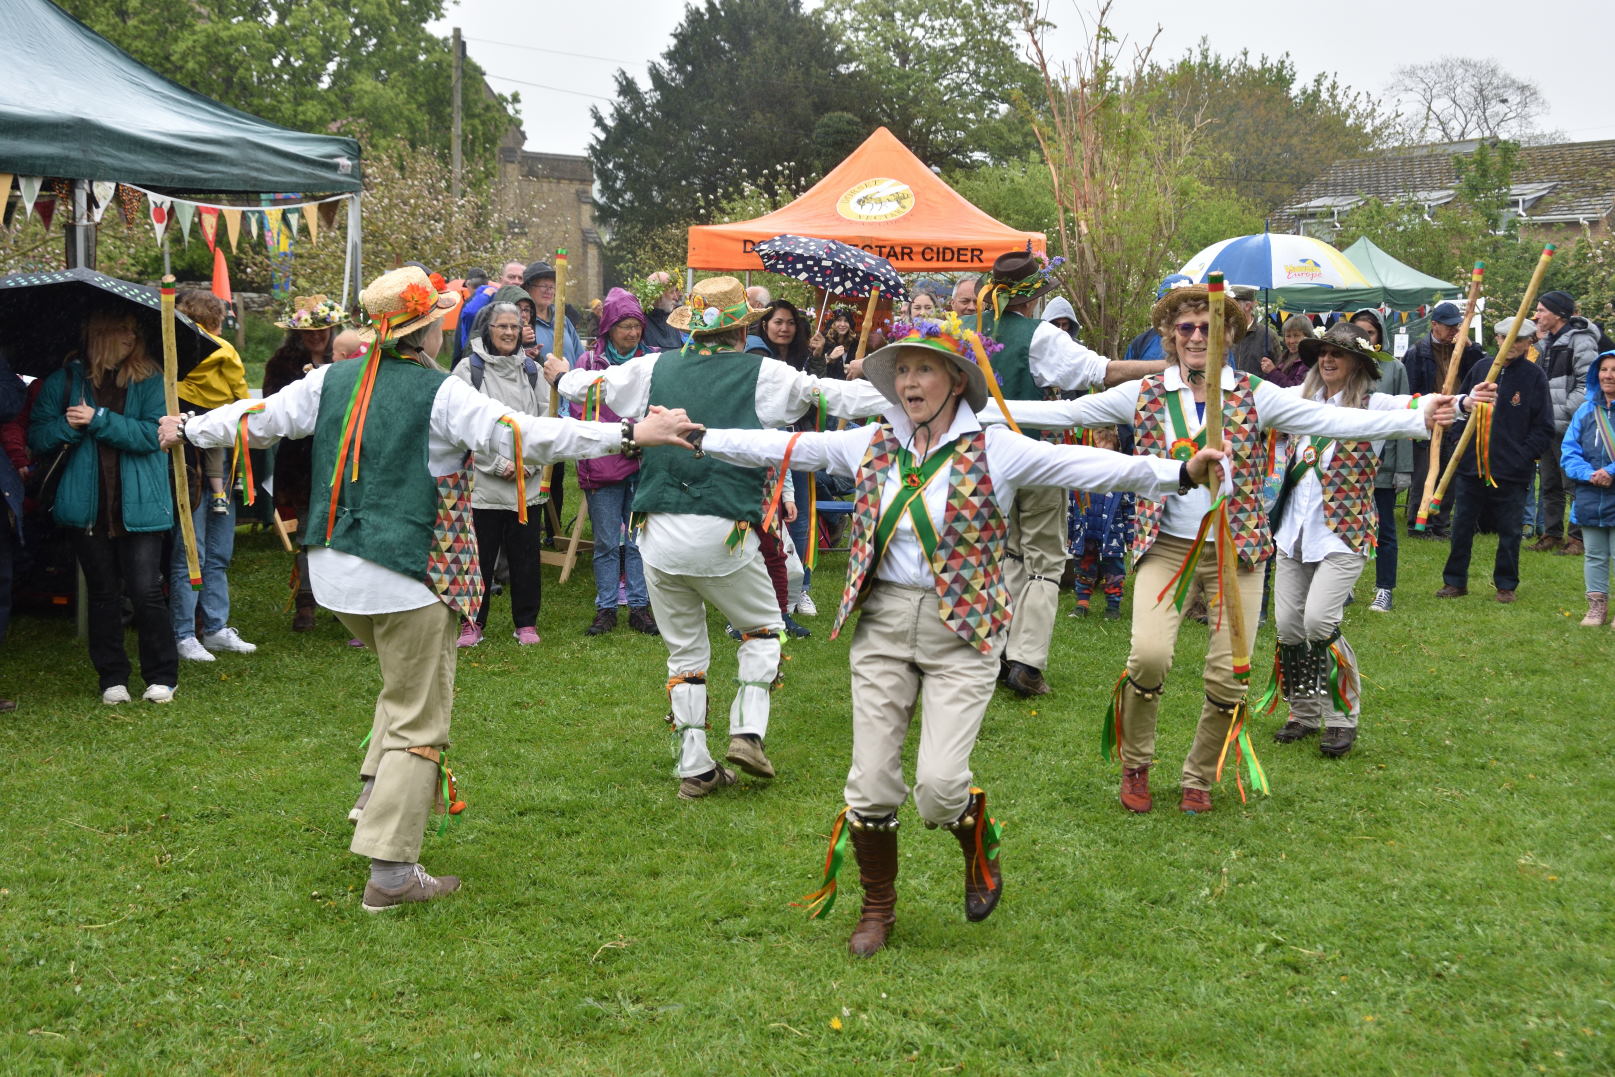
xmin=1203 ymin=273 xmax=1248 ymax=665
xmin=1429 ymin=243 xmax=1556 ymax=513
xmin=160 ymin=275 xmax=202 ymax=590
xmin=854 ymin=286 xmax=881 ymax=361
xmin=538 ymin=247 xmax=569 ymax=499
xmin=1414 ymin=261 xmax=1485 ymax=530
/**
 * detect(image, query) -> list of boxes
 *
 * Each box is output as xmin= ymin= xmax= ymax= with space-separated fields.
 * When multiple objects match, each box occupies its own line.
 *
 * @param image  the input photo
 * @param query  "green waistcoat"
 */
xmin=967 ymin=311 xmax=1039 ymax=400
xmin=305 ymin=357 xmax=448 ymax=579
xmin=634 ymin=350 xmax=767 ymax=522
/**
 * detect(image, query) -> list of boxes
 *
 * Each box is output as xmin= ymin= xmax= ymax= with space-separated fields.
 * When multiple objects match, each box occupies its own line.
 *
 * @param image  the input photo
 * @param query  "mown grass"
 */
xmin=3 ymin=507 xmax=1612 ymax=1075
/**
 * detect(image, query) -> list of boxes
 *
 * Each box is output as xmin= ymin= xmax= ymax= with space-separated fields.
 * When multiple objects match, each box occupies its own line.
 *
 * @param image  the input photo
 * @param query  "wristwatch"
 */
xmin=1177 ymin=461 xmax=1194 ymax=495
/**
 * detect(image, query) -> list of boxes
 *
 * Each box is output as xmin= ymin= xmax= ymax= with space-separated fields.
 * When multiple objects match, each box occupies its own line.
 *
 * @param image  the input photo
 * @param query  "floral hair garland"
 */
xmin=280 ymin=294 xmax=346 ymax=330
xmin=887 ymin=312 xmax=1007 ymax=387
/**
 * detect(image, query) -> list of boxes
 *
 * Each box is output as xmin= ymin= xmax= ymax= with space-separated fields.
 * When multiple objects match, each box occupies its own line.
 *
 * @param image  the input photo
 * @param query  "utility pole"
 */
xmin=451 ymin=26 xmax=464 ymax=200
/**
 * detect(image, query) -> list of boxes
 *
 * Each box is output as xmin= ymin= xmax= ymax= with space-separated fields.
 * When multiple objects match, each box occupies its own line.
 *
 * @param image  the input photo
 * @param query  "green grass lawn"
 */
xmin=3 ymin=510 xmax=1612 ymax=1074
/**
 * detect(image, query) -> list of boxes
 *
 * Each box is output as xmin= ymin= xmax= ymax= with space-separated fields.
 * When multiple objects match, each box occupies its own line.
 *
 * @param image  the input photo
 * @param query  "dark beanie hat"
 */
xmin=1539 ymin=290 xmax=1576 ymax=319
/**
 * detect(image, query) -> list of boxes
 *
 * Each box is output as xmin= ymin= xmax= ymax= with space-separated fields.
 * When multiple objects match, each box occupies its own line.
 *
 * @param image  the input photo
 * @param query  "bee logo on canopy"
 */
xmin=836 ymin=178 xmax=915 ymax=222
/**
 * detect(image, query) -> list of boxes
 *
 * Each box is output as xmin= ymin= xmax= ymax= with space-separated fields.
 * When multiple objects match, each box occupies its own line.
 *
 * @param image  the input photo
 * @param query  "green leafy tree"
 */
xmin=54 ymin=0 xmax=516 ymax=170
xmin=589 ymin=0 xmax=871 ymax=251
xmin=820 ymin=0 xmax=1042 ymax=169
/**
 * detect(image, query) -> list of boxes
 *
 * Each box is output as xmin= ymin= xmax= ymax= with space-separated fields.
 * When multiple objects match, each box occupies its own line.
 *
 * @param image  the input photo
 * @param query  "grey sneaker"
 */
xmin=726 ymin=735 xmax=776 ymax=779
xmin=1368 ymin=588 xmax=1393 ymax=613
xmin=361 ymin=864 xmax=461 ymax=912
xmin=677 ymin=764 xmax=737 ymax=800
xmin=795 ymin=592 xmax=818 ymax=617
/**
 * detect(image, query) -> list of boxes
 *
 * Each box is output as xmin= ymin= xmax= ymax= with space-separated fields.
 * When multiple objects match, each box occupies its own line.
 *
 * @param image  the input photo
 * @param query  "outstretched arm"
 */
xmin=977 ymin=380 xmax=1138 ymax=430
xmin=756 ymin=359 xmax=888 ymax=424
xmin=698 ymin=424 xmax=874 ymax=479
xmin=553 ymin=353 xmax=657 ymax=415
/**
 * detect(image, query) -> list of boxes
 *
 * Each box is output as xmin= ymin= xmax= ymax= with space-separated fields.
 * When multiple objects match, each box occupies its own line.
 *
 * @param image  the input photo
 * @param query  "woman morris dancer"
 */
xmin=979 ymin=284 xmax=1461 ymax=815
xmin=690 ymin=313 xmax=1229 ymax=955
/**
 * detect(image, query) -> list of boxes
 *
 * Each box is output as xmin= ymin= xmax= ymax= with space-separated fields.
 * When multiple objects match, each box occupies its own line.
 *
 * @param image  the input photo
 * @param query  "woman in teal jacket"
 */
xmin=29 ymin=310 xmax=177 ymax=703
xmin=1562 ymin=350 xmax=1615 ymax=627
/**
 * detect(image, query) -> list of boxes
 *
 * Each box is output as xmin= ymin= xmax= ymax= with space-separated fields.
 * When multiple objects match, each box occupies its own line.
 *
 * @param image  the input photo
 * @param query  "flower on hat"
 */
xmin=398 ymin=282 xmax=435 ymax=319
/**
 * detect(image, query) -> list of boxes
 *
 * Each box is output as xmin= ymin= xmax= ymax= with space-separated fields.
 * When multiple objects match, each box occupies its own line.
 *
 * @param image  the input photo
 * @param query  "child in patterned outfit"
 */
xmin=1069 ymin=424 xmax=1135 ymax=620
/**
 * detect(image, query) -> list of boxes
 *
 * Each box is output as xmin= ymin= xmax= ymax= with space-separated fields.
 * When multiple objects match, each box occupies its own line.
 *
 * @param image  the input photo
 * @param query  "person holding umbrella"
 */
xmin=29 ymin=310 xmax=178 ymax=704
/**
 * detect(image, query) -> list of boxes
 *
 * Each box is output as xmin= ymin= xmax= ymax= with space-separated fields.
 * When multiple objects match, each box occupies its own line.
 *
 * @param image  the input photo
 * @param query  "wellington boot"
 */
xmin=847 ymin=826 xmax=898 ymax=957
xmin=949 ymin=790 xmax=1002 ymax=923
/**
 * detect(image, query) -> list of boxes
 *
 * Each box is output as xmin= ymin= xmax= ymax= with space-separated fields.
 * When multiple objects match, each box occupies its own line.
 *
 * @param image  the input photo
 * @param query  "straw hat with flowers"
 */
xmin=666 ymin=276 xmax=766 ymax=337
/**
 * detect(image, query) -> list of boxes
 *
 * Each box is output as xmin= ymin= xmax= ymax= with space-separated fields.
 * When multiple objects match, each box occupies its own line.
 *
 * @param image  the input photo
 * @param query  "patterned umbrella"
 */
xmin=752 ymin=234 xmax=907 ymax=301
xmin=1178 ymin=233 xmax=1369 ymax=291
xmin=0 ymin=267 xmax=213 ymax=379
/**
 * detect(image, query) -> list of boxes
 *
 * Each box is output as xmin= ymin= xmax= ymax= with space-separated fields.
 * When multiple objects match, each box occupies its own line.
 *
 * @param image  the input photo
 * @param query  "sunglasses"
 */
xmin=1173 ymin=322 xmax=1211 ymax=339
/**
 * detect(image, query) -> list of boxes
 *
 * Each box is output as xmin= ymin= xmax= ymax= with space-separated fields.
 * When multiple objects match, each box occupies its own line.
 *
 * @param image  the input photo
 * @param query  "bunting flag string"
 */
xmin=221 ymin=207 xmax=242 ymax=252
xmin=116 ymin=180 xmax=351 ymax=217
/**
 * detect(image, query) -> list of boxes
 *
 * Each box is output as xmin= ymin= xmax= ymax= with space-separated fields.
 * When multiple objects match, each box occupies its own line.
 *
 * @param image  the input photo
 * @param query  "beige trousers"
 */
xmin=845 ymin=582 xmax=1002 ymax=825
xmin=645 ymin=558 xmax=783 ymax=778
xmin=340 ymin=600 xmax=458 ymax=864
xmin=1122 ymin=534 xmax=1265 ymax=791
xmin=1003 ymin=484 xmax=1068 ymax=672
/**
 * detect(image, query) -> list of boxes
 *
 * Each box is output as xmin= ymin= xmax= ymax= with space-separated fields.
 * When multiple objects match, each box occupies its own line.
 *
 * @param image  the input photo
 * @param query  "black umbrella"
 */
xmin=0 ymin=267 xmax=214 ymax=379
xmin=752 ymin=235 xmax=907 ymax=301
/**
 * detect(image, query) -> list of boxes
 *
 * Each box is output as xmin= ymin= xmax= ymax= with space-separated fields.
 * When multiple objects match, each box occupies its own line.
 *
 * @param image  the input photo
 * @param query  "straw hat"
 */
xmin=275 ymin=294 xmax=346 ymax=330
xmin=1298 ymin=322 xmax=1383 ymax=380
xmin=359 ymin=266 xmax=459 ymax=340
xmin=862 ymin=312 xmax=996 ymax=412
xmin=1149 ymin=283 xmax=1249 ymax=343
xmin=666 ymin=276 xmax=766 ymax=336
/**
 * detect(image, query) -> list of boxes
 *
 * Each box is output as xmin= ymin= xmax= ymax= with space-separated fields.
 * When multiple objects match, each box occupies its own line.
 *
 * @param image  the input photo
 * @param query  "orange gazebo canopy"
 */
xmin=687 ymin=127 xmax=1046 ymax=274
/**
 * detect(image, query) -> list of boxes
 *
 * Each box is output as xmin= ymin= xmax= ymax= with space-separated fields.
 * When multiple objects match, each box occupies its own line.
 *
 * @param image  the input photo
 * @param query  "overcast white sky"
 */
xmin=430 ymin=0 xmax=1615 ymax=159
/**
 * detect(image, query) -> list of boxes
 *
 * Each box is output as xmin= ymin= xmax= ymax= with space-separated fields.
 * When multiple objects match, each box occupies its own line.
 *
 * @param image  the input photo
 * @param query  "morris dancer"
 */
xmin=1264 ymin=323 xmax=1496 ymax=757
xmin=549 ymin=276 xmax=889 ymax=800
xmin=981 ymin=284 xmax=1459 ymax=813
xmin=691 ymin=313 xmax=1228 ymax=955
xmin=161 ymin=266 xmax=698 ymax=911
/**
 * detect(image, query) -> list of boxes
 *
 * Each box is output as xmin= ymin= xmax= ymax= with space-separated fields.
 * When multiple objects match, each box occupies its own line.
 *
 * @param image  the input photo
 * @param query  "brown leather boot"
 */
xmin=847 ymin=821 xmax=898 ymax=956
xmin=291 ymin=594 xmax=317 ymax=632
xmin=947 ymin=789 xmax=1002 ymax=923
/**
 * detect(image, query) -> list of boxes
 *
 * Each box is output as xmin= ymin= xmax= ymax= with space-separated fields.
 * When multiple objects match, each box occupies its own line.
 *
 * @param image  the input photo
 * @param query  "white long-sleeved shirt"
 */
xmin=701 ymin=406 xmax=1184 ymax=591
xmin=978 ymin=365 xmax=1430 ymax=541
xmin=556 ymin=352 xmax=890 ymax=576
xmin=1027 ymin=317 xmax=1112 ymax=391
xmin=185 ymin=364 xmax=626 ymax=613
xmin=1272 ymin=386 xmax=1412 ymax=562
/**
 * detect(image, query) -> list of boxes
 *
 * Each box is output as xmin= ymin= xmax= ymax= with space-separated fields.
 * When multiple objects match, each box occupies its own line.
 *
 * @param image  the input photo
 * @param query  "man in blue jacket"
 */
xmin=1402 ymin=301 xmax=1487 ymax=538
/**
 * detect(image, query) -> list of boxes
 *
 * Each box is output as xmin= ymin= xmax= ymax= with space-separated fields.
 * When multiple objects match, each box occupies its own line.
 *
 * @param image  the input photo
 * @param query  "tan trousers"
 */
xmin=340 ymin=600 xmax=458 ymax=864
xmin=1003 ymin=484 xmax=1067 ymax=672
xmin=1122 ymin=534 xmax=1265 ymax=791
xmin=845 ymin=582 xmax=1002 ymax=825
xmin=645 ymin=558 xmax=783 ymax=778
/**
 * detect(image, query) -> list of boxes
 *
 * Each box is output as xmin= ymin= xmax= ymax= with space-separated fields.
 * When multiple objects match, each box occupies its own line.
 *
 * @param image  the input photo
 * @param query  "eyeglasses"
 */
xmin=1174 ymin=322 xmax=1211 ymax=339
xmin=490 ymin=323 xmax=521 ymax=332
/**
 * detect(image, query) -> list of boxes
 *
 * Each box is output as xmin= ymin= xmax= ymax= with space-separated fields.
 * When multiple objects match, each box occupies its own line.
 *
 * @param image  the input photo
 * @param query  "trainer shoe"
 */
xmin=1120 ymin=764 xmax=1152 ymax=813
xmin=176 ymin=636 xmax=215 ymax=662
xmin=795 ymin=591 xmax=818 ymax=617
xmin=783 ymin=615 xmax=812 ymax=639
xmin=1368 ymin=588 xmax=1393 ymax=613
xmin=1103 ymin=606 xmax=1121 ymax=620
xmin=361 ymin=864 xmax=461 ymax=912
xmin=677 ymin=764 xmax=737 ymax=800
xmin=142 ymin=684 xmax=175 ymax=704
xmin=1320 ymin=726 xmax=1358 ymax=757
xmin=209 ymin=492 xmax=231 ymax=515
xmin=726 ymin=734 xmax=776 ymax=779
xmin=202 ymin=627 xmax=257 ymax=654
xmin=513 ymin=626 xmax=541 ymax=645
xmin=1179 ymin=787 xmax=1213 ymax=814
xmin=101 ymin=685 xmax=132 ymax=705
xmin=1069 ymin=602 xmax=1090 ymax=618
xmin=456 ymin=622 xmax=483 ymax=648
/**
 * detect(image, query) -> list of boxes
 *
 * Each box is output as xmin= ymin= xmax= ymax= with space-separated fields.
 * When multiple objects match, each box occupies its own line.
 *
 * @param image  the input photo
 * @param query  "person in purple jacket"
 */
xmin=572 ymin=288 xmax=660 ymax=636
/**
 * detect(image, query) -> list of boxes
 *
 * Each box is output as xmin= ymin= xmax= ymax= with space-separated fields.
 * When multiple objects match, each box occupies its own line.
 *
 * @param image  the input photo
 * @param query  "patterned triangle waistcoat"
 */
xmin=831 ymin=426 xmax=1011 ymax=653
xmin=1133 ymin=373 xmax=1270 ymax=569
xmin=1317 ymin=441 xmax=1378 ymax=554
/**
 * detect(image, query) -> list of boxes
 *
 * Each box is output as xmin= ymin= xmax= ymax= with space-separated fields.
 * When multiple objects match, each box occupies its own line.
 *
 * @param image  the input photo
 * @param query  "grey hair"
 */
xmin=1299 ymin=356 xmax=1372 ymax=409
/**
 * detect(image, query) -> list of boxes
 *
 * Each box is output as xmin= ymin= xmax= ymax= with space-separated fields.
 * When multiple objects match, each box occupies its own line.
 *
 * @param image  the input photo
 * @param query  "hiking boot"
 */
xmin=627 ymin=606 xmax=659 ymax=635
xmin=848 ymin=823 xmax=898 ymax=956
xmin=1581 ymin=592 xmax=1609 ymax=627
xmin=361 ymin=864 xmax=461 ymax=912
xmin=586 ymin=608 xmax=617 ymax=636
xmin=1494 ymin=589 xmax=1517 ymax=604
xmin=177 ymin=636 xmax=215 ymax=662
xmin=1528 ymin=535 xmax=1562 ymax=552
xmin=1368 ymin=588 xmax=1393 ymax=613
xmin=1120 ymin=764 xmax=1152 ymax=813
xmin=1559 ymin=538 xmax=1585 ymax=556
xmin=726 ymin=734 xmax=775 ymax=779
xmin=1179 ymin=787 xmax=1213 ymax=814
xmin=1272 ymin=720 xmax=1316 ymax=744
xmin=947 ymin=790 xmax=1002 ymax=923
xmin=1002 ymin=661 xmax=1051 ymax=697
xmin=456 ymin=622 xmax=483 ymax=648
xmin=1320 ymin=726 xmax=1358 ymax=757
xmin=794 ymin=592 xmax=818 ymax=617
xmin=1434 ymin=584 xmax=1467 ymax=599
xmin=513 ymin=626 xmax=541 ymax=645
xmin=677 ymin=764 xmax=737 ymax=800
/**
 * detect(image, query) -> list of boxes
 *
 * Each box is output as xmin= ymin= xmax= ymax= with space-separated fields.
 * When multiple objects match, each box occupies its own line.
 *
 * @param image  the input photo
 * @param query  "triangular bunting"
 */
xmin=262 ymin=206 xmax=283 ymax=241
xmin=174 ymin=201 xmax=196 ymax=246
xmin=317 ymin=199 xmax=340 ymax=237
xmin=247 ymin=209 xmax=260 ymax=240
xmin=117 ymin=184 xmax=143 ymax=228
xmin=198 ymin=206 xmax=219 ymax=251
xmin=301 ymin=204 xmax=318 ymax=246
xmin=90 ymin=180 xmax=116 ymax=223
xmin=36 ymin=199 xmax=57 ymax=231
xmin=283 ymin=206 xmax=300 ymax=241
xmin=17 ymin=176 xmax=43 ymax=222
xmin=221 ymin=207 xmax=242 ymax=251
xmin=148 ymin=195 xmax=172 ymax=242
xmin=0 ymin=175 xmax=12 ymax=229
